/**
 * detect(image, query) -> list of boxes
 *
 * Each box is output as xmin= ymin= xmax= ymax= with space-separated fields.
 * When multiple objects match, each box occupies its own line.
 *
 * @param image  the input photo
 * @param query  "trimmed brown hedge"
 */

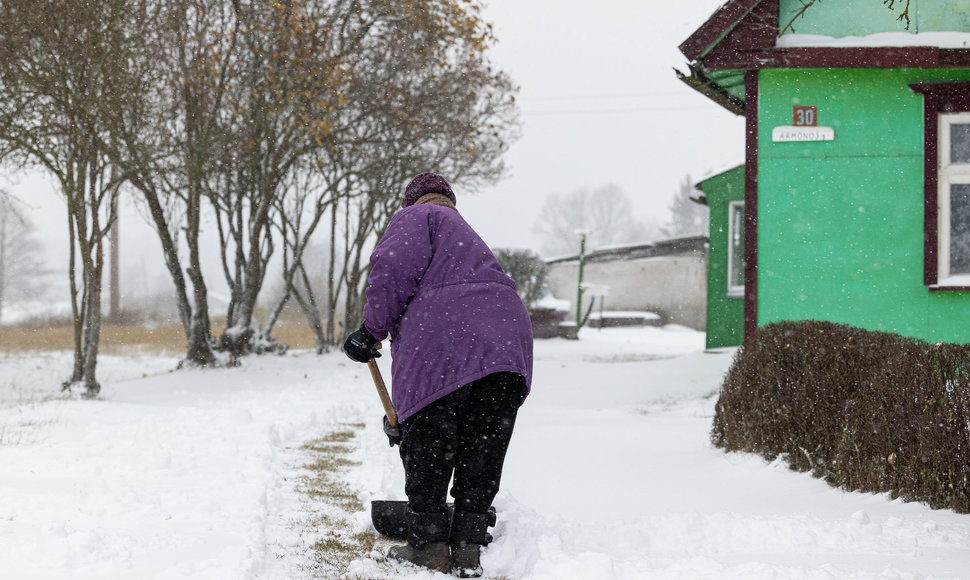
xmin=712 ymin=320 xmax=970 ymax=513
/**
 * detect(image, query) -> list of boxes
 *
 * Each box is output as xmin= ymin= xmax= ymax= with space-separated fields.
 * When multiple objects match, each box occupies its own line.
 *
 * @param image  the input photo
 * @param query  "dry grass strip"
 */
xmin=296 ymin=428 xmax=514 ymax=580
xmin=296 ymin=424 xmax=388 ymax=579
xmin=0 ymin=322 xmax=319 ymax=355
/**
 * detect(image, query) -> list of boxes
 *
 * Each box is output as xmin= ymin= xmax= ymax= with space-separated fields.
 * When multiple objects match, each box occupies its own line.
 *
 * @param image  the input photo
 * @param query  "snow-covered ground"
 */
xmin=1 ymin=325 xmax=969 ymax=579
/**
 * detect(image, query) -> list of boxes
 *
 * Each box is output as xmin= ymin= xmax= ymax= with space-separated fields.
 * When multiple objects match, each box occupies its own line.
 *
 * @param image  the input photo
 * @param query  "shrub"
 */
xmin=492 ymin=248 xmax=548 ymax=310
xmin=712 ymin=320 xmax=970 ymax=513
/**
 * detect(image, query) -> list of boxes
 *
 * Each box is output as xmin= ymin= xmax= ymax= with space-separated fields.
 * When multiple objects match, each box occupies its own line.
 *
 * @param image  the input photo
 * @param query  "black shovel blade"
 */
xmin=371 ymin=500 xmax=409 ymax=539
xmin=370 ymin=500 xmax=497 ymax=540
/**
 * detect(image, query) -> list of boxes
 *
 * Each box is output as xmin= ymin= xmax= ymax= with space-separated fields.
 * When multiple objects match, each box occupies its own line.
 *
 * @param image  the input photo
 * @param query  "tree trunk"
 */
xmin=72 ymin=146 xmax=114 ymax=399
xmin=0 ymin=207 xmax=7 ymax=324
xmin=186 ymin=262 xmax=215 ymax=366
xmin=183 ymin=183 xmax=216 ymax=366
xmin=109 ymin=198 xmax=119 ymax=321
xmin=325 ymin=204 xmax=340 ymax=345
xmin=60 ymin=150 xmax=110 ymax=398
xmin=79 ymin=195 xmax=105 ymax=399
xmin=133 ymin=181 xmax=216 ymax=367
xmin=65 ymin=196 xmax=84 ymax=388
xmin=293 ymin=265 xmax=328 ymax=354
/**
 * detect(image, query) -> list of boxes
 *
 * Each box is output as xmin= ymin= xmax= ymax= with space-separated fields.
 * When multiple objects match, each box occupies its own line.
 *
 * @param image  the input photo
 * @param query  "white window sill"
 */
xmin=936 ymin=274 xmax=970 ymax=287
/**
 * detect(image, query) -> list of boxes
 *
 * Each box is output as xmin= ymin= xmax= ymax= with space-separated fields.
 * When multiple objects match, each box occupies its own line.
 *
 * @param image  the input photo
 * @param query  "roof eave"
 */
xmin=675 ymin=66 xmax=746 ymax=116
xmin=679 ymin=0 xmax=765 ymax=61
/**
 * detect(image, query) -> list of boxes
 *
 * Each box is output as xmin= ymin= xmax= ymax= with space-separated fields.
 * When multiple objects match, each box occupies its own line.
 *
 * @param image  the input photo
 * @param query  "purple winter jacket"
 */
xmin=362 ymin=204 xmax=533 ymax=422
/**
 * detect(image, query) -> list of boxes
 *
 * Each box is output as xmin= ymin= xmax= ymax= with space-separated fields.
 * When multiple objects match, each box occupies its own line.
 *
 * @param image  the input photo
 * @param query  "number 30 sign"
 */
xmin=772 ymin=105 xmax=833 ymax=142
xmin=793 ymin=106 xmax=817 ymax=127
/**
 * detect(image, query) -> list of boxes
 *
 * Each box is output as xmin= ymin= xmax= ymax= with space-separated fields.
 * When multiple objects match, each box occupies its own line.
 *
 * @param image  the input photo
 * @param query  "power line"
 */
xmin=523 ymin=105 xmax=724 ymax=116
xmin=522 ymin=91 xmax=690 ymax=101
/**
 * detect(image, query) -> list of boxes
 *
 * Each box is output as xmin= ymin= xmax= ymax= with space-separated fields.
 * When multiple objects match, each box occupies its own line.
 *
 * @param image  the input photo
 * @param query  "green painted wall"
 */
xmin=757 ymin=68 xmax=970 ymax=343
xmin=699 ymin=166 xmax=746 ymax=349
xmin=777 ymin=0 xmax=970 ymax=36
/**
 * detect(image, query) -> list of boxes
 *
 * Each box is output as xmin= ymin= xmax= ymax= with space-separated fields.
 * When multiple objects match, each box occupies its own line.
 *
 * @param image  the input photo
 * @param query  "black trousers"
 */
xmin=399 ymin=372 xmax=526 ymax=520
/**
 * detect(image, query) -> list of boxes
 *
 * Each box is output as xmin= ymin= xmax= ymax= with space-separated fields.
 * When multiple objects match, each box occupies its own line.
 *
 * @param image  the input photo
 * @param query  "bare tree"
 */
xmin=204 ymin=0 xmax=358 ymax=356
xmin=0 ymin=0 xmax=128 ymax=396
xmin=0 ymin=194 xmax=49 ymax=324
xmin=659 ymin=175 xmax=708 ymax=239
xmin=104 ymin=0 xmax=236 ymax=367
xmin=264 ymin=166 xmax=339 ymax=353
xmin=533 ymin=184 xmax=655 ymax=257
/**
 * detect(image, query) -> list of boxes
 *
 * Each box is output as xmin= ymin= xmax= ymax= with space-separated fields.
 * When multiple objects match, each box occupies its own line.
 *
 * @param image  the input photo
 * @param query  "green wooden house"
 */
xmin=697 ymin=165 xmax=746 ymax=349
xmin=679 ymin=0 xmax=970 ymax=344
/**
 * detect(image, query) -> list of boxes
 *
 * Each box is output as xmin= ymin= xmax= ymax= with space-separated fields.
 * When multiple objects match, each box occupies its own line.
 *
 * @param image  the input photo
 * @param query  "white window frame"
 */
xmin=727 ymin=200 xmax=745 ymax=298
xmin=937 ymin=112 xmax=970 ymax=287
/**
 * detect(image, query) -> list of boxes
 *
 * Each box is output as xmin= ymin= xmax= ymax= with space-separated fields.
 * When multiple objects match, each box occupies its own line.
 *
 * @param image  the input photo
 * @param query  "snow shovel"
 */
xmin=367 ymin=346 xmax=398 ymax=431
xmin=365 ymin=348 xmax=496 ymax=541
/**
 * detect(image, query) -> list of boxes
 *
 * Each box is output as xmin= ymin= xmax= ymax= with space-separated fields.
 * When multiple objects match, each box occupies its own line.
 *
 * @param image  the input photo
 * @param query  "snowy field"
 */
xmin=1 ymin=325 xmax=969 ymax=579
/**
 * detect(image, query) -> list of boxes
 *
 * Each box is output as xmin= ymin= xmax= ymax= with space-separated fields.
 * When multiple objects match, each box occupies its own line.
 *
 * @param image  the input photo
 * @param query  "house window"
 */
xmin=727 ymin=200 xmax=745 ymax=297
xmin=909 ymin=82 xmax=970 ymax=290
xmin=940 ymin=113 xmax=970 ymax=285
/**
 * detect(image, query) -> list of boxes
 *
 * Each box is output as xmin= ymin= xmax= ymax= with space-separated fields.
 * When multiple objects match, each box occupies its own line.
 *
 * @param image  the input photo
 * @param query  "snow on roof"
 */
xmin=545 ymin=236 xmax=708 ymax=265
xmin=696 ymin=163 xmax=745 ymax=187
xmin=776 ymin=31 xmax=970 ymax=49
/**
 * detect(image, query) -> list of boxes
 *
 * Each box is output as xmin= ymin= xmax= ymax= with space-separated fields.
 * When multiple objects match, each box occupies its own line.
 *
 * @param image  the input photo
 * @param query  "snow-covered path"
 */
xmin=1 ymin=326 xmax=969 ymax=579
xmin=492 ymin=334 xmax=970 ymax=580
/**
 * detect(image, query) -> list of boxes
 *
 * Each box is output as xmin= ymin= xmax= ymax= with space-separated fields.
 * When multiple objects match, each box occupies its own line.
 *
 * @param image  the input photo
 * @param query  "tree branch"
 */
xmin=779 ymin=0 xmax=822 ymax=36
xmin=781 ymin=0 xmax=912 ymax=35
xmin=883 ymin=0 xmax=912 ymax=30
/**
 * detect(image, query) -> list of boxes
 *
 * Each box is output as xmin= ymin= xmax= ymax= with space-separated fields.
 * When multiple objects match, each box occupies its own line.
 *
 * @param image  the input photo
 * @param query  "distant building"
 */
xmin=545 ymin=236 xmax=708 ymax=330
xmin=679 ymin=0 xmax=970 ymax=344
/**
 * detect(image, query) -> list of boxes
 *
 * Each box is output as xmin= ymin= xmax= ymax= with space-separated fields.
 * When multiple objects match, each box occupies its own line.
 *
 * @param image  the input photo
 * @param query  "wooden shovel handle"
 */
xmin=367 ymin=343 xmax=398 ymax=428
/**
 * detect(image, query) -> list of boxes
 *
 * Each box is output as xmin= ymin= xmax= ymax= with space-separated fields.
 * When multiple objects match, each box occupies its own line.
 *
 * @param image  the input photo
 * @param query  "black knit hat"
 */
xmin=402 ymin=172 xmax=456 ymax=208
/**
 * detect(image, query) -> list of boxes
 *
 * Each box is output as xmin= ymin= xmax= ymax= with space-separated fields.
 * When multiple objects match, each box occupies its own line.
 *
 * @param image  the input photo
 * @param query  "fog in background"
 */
xmin=1 ymin=0 xmax=741 ymax=313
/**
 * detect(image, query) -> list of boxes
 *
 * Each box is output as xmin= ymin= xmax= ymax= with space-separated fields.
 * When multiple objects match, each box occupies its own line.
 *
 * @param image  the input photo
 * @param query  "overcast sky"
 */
xmin=459 ymin=0 xmax=745 ymax=253
xmin=6 ymin=0 xmax=741 ymax=291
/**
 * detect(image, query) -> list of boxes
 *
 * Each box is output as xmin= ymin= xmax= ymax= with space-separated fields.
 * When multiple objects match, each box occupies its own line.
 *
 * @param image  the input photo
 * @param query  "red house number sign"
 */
xmin=793 ymin=106 xmax=818 ymax=127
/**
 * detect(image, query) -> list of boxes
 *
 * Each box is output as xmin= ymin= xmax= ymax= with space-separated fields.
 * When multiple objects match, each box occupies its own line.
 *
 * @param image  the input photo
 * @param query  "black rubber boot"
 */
xmin=450 ymin=510 xmax=492 ymax=578
xmin=386 ymin=542 xmax=450 ymax=574
xmin=451 ymin=544 xmax=482 ymax=578
xmin=386 ymin=509 xmax=451 ymax=574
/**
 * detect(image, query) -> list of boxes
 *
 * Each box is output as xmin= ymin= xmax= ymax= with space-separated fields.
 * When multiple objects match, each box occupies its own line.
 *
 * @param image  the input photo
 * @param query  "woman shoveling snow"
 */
xmin=343 ymin=172 xmax=534 ymax=577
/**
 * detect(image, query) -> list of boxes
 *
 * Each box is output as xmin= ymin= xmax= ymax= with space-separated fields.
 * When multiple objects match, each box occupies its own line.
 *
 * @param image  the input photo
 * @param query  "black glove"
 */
xmin=343 ymin=324 xmax=381 ymax=363
xmin=383 ymin=415 xmax=403 ymax=447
